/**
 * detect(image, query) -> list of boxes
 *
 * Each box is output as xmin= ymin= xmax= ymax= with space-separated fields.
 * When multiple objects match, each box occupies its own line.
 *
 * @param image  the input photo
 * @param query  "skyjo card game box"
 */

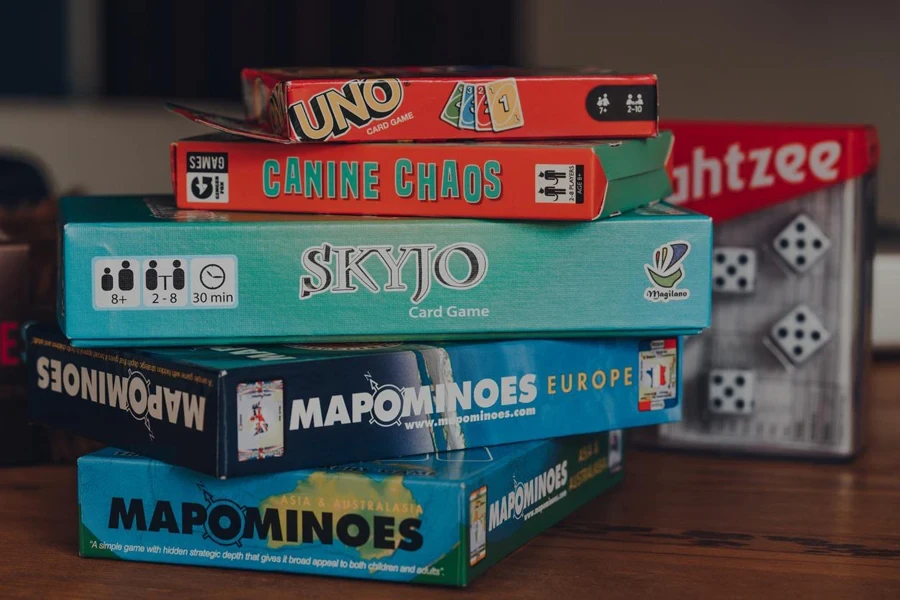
xmin=56 ymin=196 xmax=712 ymax=347
xmin=635 ymin=121 xmax=878 ymax=458
xmin=171 ymin=132 xmax=673 ymax=221
xmin=28 ymin=321 xmax=679 ymax=477
xmin=167 ymin=67 xmax=658 ymax=143
xmin=78 ymin=431 xmax=624 ymax=586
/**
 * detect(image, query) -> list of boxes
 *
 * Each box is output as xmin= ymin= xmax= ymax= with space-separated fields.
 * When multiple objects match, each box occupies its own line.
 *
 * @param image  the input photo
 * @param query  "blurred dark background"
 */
xmin=0 ymin=0 xmax=897 ymax=225
xmin=1 ymin=0 xmax=516 ymax=99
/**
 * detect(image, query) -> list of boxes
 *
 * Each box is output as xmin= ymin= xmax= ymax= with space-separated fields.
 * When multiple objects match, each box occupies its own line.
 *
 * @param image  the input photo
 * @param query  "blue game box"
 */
xmin=78 ymin=431 xmax=624 ymax=586
xmin=27 ymin=323 xmax=679 ymax=477
xmin=57 ymin=196 xmax=711 ymax=347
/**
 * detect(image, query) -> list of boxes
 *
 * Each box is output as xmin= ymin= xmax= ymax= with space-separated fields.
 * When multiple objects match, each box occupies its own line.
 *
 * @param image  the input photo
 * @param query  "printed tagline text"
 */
xmin=90 ymin=540 xmax=443 ymax=577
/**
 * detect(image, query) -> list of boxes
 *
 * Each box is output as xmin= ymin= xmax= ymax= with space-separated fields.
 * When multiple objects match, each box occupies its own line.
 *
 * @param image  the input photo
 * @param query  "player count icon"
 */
xmin=539 ymin=186 xmax=566 ymax=200
xmin=100 ymin=268 xmax=114 ymax=291
xmin=626 ymin=94 xmax=644 ymax=107
xmin=145 ymin=259 xmax=186 ymax=291
xmin=538 ymin=169 xmax=566 ymax=184
xmin=117 ymin=261 xmax=134 ymax=291
xmin=596 ymin=93 xmax=610 ymax=113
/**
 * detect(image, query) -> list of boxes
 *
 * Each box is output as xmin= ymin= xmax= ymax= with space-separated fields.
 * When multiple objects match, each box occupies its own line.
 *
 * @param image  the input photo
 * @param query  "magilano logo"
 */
xmin=644 ymin=241 xmax=692 ymax=303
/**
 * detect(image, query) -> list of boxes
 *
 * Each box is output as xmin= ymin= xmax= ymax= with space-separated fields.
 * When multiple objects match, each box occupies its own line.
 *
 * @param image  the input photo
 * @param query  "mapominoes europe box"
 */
xmin=57 ymin=196 xmax=711 ymax=346
xmin=27 ymin=323 xmax=679 ymax=477
xmin=78 ymin=432 xmax=624 ymax=586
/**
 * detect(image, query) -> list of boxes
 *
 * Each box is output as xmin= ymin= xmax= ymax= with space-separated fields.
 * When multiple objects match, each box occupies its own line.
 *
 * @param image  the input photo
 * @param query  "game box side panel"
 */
xmin=27 ymin=326 xmax=219 ymax=474
xmin=77 ymin=449 xmax=472 ymax=585
xmin=466 ymin=432 xmax=625 ymax=583
xmin=216 ymin=337 xmax=680 ymax=475
xmin=59 ymin=204 xmax=712 ymax=344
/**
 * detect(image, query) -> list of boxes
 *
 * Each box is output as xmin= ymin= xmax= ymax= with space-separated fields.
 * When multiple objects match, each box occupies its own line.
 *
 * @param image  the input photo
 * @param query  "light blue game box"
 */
xmin=58 ymin=196 xmax=711 ymax=347
xmin=28 ymin=323 xmax=679 ymax=477
xmin=78 ymin=431 xmax=624 ymax=586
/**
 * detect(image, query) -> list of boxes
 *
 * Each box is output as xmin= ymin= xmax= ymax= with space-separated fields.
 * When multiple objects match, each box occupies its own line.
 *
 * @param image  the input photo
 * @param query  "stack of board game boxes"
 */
xmin=27 ymin=68 xmax=713 ymax=587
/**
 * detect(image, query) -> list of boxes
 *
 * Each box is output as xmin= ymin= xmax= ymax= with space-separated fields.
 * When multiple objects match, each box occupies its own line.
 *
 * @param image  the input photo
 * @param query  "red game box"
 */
xmin=170 ymin=132 xmax=673 ymax=220
xmin=168 ymin=67 xmax=658 ymax=143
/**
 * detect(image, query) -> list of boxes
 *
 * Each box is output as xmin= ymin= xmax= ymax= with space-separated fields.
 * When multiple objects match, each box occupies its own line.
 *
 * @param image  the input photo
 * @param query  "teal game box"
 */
xmin=27 ymin=323 xmax=678 ymax=477
xmin=78 ymin=431 xmax=624 ymax=586
xmin=57 ymin=196 xmax=712 ymax=347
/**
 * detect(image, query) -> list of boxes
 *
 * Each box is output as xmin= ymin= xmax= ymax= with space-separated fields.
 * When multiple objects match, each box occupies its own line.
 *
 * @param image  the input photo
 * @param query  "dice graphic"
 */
xmin=770 ymin=304 xmax=832 ymax=364
xmin=712 ymin=247 xmax=757 ymax=293
xmin=708 ymin=369 xmax=755 ymax=415
xmin=773 ymin=214 xmax=831 ymax=273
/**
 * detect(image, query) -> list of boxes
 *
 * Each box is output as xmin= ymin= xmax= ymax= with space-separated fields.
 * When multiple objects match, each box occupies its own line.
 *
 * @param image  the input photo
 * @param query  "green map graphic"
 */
xmin=260 ymin=472 xmax=423 ymax=561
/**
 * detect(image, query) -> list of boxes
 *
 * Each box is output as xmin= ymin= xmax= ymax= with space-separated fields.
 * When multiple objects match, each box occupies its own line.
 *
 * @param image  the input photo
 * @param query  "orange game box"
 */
xmin=168 ymin=67 xmax=658 ymax=143
xmin=171 ymin=131 xmax=673 ymax=220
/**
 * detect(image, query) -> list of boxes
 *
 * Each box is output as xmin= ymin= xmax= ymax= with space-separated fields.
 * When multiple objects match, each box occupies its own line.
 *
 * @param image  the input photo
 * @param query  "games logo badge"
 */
xmin=185 ymin=152 xmax=228 ymax=204
xmin=644 ymin=241 xmax=691 ymax=302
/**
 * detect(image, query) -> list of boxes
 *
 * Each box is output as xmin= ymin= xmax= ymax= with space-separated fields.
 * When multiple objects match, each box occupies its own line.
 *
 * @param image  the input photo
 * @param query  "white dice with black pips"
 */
xmin=708 ymin=369 xmax=755 ymax=415
xmin=773 ymin=214 xmax=831 ymax=274
xmin=712 ymin=247 xmax=757 ymax=293
xmin=770 ymin=304 xmax=832 ymax=364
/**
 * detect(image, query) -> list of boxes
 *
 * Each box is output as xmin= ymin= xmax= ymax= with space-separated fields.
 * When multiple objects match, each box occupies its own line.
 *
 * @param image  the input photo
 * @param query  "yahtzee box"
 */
xmin=171 ymin=132 xmax=673 ymax=221
xmin=78 ymin=431 xmax=624 ymax=586
xmin=169 ymin=67 xmax=658 ymax=143
xmin=57 ymin=196 xmax=711 ymax=347
xmin=636 ymin=121 xmax=878 ymax=458
xmin=28 ymin=322 xmax=678 ymax=477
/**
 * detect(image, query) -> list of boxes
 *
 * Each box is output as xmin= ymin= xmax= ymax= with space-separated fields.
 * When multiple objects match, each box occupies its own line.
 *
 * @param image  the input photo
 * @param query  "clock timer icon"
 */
xmin=199 ymin=264 xmax=226 ymax=290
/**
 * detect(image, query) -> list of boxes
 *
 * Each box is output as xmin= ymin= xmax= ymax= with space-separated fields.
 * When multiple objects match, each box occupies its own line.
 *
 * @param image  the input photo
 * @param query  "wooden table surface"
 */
xmin=2 ymin=360 xmax=898 ymax=599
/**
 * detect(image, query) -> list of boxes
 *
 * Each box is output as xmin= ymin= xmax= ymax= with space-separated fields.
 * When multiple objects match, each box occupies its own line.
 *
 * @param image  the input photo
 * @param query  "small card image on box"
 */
xmin=638 ymin=339 xmax=679 ymax=411
xmin=469 ymin=485 xmax=488 ymax=566
xmin=237 ymin=380 xmax=284 ymax=462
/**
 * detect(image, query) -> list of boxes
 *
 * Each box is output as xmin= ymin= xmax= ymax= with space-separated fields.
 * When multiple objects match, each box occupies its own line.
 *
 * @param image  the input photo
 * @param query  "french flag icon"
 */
xmin=643 ymin=363 xmax=669 ymax=388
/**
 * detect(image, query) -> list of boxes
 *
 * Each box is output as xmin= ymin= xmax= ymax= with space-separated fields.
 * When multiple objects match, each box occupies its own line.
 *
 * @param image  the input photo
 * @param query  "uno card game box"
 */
xmin=0 ymin=239 xmax=35 ymax=465
xmin=78 ymin=431 xmax=624 ymax=586
xmin=171 ymin=132 xmax=673 ymax=221
xmin=635 ymin=121 xmax=878 ymax=459
xmin=28 ymin=321 xmax=679 ymax=477
xmin=168 ymin=67 xmax=658 ymax=143
xmin=57 ymin=196 xmax=711 ymax=347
